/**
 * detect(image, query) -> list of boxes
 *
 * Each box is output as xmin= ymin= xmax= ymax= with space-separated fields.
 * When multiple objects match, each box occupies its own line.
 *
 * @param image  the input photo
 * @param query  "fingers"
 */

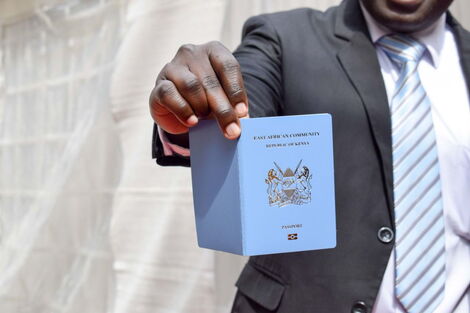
xmin=207 ymin=42 xmax=248 ymax=118
xmin=189 ymin=60 xmax=241 ymax=139
xmin=164 ymin=63 xmax=209 ymax=118
xmin=149 ymin=77 xmax=198 ymax=132
xmin=186 ymin=42 xmax=248 ymax=139
xmin=150 ymin=41 xmax=248 ymax=140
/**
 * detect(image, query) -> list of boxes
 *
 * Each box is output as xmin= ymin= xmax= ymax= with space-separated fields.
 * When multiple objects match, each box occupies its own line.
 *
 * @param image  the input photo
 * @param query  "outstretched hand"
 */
xmin=149 ymin=41 xmax=249 ymax=140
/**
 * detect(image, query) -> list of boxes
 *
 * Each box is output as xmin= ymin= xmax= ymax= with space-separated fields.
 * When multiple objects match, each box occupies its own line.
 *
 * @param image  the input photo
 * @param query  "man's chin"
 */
xmin=360 ymin=0 xmax=453 ymax=33
xmin=381 ymin=8 xmax=442 ymax=33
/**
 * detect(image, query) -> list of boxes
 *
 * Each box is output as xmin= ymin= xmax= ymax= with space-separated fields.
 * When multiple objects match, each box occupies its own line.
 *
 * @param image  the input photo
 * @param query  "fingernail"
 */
xmin=235 ymin=102 xmax=247 ymax=116
xmin=186 ymin=115 xmax=198 ymax=125
xmin=225 ymin=122 xmax=241 ymax=139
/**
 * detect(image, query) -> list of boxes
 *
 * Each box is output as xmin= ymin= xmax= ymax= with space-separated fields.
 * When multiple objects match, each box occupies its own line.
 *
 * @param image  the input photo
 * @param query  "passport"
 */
xmin=189 ymin=114 xmax=336 ymax=256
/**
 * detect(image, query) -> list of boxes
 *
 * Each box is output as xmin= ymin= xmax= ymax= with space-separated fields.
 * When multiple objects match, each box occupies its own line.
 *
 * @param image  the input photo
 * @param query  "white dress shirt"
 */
xmin=360 ymin=6 xmax=470 ymax=313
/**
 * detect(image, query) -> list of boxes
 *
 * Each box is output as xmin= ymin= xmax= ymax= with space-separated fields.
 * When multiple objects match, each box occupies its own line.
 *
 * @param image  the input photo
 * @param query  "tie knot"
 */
xmin=378 ymin=34 xmax=426 ymax=65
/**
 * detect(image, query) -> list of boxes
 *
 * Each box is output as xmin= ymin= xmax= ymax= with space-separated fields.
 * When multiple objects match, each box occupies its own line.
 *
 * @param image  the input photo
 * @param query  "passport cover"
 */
xmin=189 ymin=114 xmax=336 ymax=256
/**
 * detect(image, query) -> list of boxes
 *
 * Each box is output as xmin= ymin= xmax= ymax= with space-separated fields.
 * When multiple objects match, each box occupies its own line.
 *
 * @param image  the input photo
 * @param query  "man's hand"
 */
xmin=149 ymin=41 xmax=249 ymax=140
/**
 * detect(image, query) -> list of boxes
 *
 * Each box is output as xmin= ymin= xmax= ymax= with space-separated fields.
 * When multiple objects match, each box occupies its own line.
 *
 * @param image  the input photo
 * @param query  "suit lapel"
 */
xmin=447 ymin=15 xmax=470 ymax=96
xmin=334 ymin=0 xmax=394 ymax=217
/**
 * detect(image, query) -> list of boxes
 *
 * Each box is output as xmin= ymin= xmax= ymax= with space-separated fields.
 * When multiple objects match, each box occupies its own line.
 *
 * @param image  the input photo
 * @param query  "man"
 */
xmin=149 ymin=0 xmax=470 ymax=312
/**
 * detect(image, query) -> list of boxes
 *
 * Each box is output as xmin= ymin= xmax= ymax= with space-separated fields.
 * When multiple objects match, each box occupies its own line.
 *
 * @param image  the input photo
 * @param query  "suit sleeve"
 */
xmin=234 ymin=14 xmax=283 ymax=118
xmin=152 ymin=124 xmax=190 ymax=167
xmin=152 ymin=14 xmax=283 ymax=166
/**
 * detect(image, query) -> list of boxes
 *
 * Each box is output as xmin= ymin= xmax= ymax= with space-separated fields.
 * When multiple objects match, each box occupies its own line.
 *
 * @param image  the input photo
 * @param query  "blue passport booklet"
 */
xmin=189 ymin=114 xmax=336 ymax=256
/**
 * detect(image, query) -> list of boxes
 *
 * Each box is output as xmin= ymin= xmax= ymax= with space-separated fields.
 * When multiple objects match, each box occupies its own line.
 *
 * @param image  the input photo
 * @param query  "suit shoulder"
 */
xmin=263 ymin=6 xmax=337 ymax=23
xmin=243 ymin=6 xmax=339 ymax=38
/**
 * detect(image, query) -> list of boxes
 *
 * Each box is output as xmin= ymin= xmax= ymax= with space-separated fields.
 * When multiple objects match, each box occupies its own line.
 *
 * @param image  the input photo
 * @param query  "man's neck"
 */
xmin=359 ymin=1 xmax=447 ymax=67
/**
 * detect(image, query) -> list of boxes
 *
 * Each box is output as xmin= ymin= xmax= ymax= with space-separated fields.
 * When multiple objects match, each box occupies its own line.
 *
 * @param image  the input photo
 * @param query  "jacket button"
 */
xmin=378 ymin=227 xmax=394 ymax=244
xmin=351 ymin=300 xmax=368 ymax=313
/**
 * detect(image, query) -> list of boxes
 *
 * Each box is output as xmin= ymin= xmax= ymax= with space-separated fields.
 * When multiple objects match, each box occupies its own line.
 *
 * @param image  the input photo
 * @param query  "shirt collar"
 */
xmin=359 ymin=1 xmax=446 ymax=67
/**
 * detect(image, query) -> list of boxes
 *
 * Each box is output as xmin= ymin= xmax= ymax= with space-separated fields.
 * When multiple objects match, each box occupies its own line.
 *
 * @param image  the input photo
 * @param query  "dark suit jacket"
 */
xmin=152 ymin=0 xmax=470 ymax=312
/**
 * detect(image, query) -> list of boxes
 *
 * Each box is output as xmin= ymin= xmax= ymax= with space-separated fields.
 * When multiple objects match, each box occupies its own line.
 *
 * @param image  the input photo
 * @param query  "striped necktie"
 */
xmin=377 ymin=35 xmax=446 ymax=313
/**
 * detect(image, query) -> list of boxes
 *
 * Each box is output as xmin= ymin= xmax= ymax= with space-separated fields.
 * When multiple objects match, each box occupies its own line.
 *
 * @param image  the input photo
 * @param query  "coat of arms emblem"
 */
xmin=265 ymin=160 xmax=312 ymax=207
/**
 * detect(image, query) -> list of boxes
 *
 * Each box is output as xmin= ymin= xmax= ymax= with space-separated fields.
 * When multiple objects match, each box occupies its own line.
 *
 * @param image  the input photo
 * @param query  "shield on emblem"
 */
xmin=281 ymin=167 xmax=296 ymax=200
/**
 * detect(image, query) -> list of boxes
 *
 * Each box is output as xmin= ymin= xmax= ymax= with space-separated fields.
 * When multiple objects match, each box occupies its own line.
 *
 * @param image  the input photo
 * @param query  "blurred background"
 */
xmin=0 ymin=0 xmax=468 ymax=312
